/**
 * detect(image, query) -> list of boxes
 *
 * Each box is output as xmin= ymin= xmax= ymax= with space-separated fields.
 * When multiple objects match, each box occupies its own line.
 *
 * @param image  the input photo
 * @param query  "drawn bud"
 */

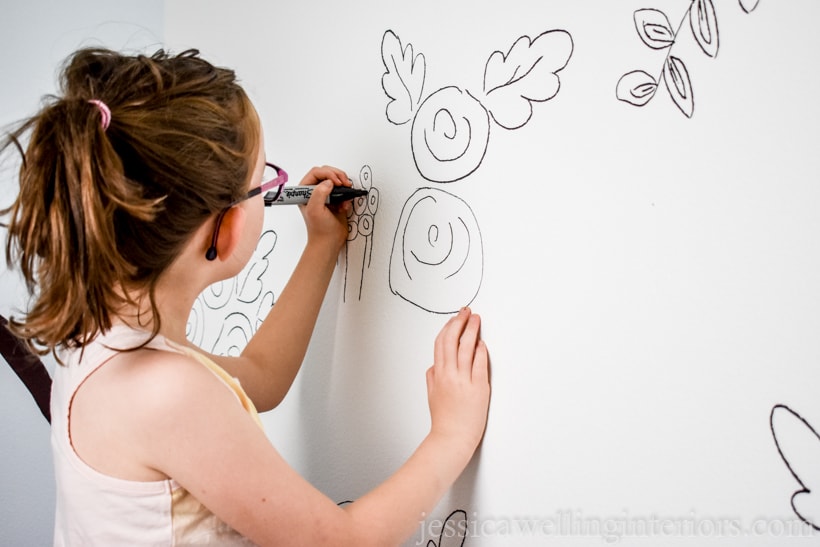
xmin=353 ymin=194 xmax=368 ymax=216
xmin=357 ymin=214 xmax=374 ymax=238
xmin=367 ymin=187 xmax=380 ymax=215
xmin=346 ymin=217 xmax=359 ymax=241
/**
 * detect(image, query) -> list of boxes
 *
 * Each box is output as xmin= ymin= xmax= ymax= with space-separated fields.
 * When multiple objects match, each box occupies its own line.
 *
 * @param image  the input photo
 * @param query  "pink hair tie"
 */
xmin=88 ymin=99 xmax=111 ymax=131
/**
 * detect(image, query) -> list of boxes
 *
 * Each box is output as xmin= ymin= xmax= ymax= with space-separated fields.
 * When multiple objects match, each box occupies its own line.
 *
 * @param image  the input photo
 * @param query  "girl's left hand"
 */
xmin=298 ymin=165 xmax=351 ymax=251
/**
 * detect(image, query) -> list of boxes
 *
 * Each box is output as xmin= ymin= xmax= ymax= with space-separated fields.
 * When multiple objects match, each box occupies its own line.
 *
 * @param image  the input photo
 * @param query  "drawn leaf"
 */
xmin=255 ymin=291 xmax=275 ymax=330
xmin=739 ymin=0 xmax=760 ymax=14
xmin=481 ymin=30 xmax=573 ymax=130
xmin=381 ymin=30 xmax=426 ymax=125
xmin=771 ymin=405 xmax=820 ymax=530
xmin=433 ymin=510 xmax=468 ymax=547
xmin=690 ymin=0 xmax=720 ymax=58
xmin=236 ymin=230 xmax=276 ymax=303
xmin=662 ymin=56 xmax=694 ymax=117
xmin=633 ymin=9 xmax=676 ymax=50
xmin=211 ymin=312 xmax=253 ymax=357
xmin=616 ymin=70 xmax=658 ymax=107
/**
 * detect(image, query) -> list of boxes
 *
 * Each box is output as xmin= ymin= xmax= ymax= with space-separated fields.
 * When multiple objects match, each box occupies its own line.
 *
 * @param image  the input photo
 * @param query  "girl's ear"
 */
xmin=213 ymin=206 xmax=246 ymax=261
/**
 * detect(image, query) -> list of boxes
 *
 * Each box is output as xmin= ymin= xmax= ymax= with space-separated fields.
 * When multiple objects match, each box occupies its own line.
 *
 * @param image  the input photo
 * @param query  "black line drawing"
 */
xmin=343 ymin=165 xmax=380 ymax=302
xmin=389 ymin=188 xmax=483 ymax=314
xmin=382 ymin=29 xmax=573 ymax=183
xmin=739 ymin=0 xmax=760 ymax=14
xmin=426 ymin=509 xmax=468 ymax=547
xmin=187 ymin=230 xmax=277 ymax=355
xmin=381 ymin=28 xmax=572 ymax=312
xmin=616 ymin=0 xmax=761 ymax=118
xmin=770 ymin=404 xmax=820 ymax=531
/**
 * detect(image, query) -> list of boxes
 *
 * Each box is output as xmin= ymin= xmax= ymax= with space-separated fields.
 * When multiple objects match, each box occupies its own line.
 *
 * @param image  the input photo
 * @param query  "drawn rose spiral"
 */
xmin=389 ymin=188 xmax=483 ymax=313
xmin=410 ymin=86 xmax=490 ymax=183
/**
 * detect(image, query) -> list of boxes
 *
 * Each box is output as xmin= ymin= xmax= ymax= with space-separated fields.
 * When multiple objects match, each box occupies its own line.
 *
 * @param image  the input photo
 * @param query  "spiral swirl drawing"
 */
xmin=411 ymin=86 xmax=490 ymax=183
xmin=187 ymin=229 xmax=277 ymax=354
xmin=389 ymin=188 xmax=483 ymax=313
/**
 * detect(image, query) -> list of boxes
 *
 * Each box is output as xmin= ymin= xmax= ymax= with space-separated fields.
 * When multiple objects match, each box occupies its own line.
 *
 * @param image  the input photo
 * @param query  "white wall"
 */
xmin=0 ymin=2 xmax=163 ymax=544
xmin=4 ymin=1 xmax=820 ymax=546
xmin=166 ymin=1 xmax=820 ymax=546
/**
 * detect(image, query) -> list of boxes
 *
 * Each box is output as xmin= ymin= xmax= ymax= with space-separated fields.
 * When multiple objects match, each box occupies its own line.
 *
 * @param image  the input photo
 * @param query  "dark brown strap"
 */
xmin=0 ymin=315 xmax=51 ymax=422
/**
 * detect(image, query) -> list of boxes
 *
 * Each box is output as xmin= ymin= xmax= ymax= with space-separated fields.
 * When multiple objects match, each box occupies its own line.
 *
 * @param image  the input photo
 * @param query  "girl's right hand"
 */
xmin=426 ymin=308 xmax=490 ymax=456
xmin=298 ymin=165 xmax=351 ymax=252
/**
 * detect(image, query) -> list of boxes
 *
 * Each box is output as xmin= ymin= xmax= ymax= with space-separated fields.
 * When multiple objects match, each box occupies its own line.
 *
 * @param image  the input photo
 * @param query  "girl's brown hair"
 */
xmin=1 ymin=48 xmax=260 ymax=355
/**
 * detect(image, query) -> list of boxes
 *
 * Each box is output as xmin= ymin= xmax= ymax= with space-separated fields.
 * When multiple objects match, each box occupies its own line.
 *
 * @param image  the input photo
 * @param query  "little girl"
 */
xmin=1 ymin=48 xmax=490 ymax=545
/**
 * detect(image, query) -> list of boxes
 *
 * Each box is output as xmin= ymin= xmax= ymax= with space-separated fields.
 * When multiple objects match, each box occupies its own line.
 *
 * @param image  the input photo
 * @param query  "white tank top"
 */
xmin=51 ymin=325 xmax=261 ymax=546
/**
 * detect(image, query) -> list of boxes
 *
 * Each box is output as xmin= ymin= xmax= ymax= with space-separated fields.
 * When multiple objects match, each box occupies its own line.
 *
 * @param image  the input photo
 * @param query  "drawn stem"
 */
xmin=653 ymin=2 xmax=695 ymax=89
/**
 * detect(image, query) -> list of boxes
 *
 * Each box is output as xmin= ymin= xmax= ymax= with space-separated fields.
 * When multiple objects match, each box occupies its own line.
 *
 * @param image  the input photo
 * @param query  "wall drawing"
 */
xmin=187 ymin=230 xmax=277 ymax=356
xmin=426 ymin=509 xmax=469 ymax=547
xmin=389 ymin=188 xmax=483 ymax=314
xmin=770 ymin=404 xmax=820 ymax=531
xmin=616 ymin=0 xmax=761 ymax=117
xmin=343 ymin=165 xmax=380 ymax=302
xmin=381 ymin=27 xmax=573 ymax=312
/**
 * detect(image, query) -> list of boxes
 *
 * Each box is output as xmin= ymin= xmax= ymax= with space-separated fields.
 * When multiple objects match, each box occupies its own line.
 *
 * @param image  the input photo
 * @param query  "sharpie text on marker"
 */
xmin=264 ymin=185 xmax=369 ymax=206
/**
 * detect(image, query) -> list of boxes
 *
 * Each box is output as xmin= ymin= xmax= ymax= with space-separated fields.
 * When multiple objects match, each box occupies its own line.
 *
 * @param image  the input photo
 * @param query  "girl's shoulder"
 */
xmin=68 ymin=329 xmax=249 ymax=482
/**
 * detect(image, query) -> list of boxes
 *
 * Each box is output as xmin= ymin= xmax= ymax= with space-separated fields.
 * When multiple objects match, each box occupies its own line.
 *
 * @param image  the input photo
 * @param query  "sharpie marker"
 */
xmin=264 ymin=185 xmax=369 ymax=206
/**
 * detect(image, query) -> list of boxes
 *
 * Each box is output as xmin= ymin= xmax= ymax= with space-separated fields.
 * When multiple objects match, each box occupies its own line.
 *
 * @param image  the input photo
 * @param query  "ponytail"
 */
xmin=4 ymin=96 xmax=161 ymax=351
xmin=1 ymin=48 xmax=258 ymax=355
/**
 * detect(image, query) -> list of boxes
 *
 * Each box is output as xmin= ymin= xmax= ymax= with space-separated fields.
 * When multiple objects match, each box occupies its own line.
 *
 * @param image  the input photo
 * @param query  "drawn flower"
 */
xmin=382 ymin=29 xmax=572 ymax=183
xmin=411 ymin=86 xmax=490 ymax=183
xmin=389 ymin=188 xmax=483 ymax=314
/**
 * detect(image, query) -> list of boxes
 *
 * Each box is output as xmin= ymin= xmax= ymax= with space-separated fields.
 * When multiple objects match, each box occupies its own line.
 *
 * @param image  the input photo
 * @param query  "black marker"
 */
xmin=264 ymin=185 xmax=369 ymax=206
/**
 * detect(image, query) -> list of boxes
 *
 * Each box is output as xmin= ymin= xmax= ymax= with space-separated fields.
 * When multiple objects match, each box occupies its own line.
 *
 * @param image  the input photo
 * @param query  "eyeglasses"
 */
xmin=205 ymin=162 xmax=287 ymax=261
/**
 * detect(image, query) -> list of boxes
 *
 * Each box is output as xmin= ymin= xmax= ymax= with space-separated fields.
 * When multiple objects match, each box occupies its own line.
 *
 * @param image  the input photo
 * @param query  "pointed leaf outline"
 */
xmin=437 ymin=510 xmax=468 ymax=547
xmin=634 ymin=9 xmax=676 ymax=50
xmin=690 ymin=0 xmax=720 ymax=58
xmin=481 ymin=30 xmax=573 ymax=130
xmin=381 ymin=30 xmax=426 ymax=125
xmin=663 ymin=56 xmax=694 ymax=117
xmin=771 ymin=405 xmax=820 ymax=530
xmin=236 ymin=230 xmax=277 ymax=304
xmin=739 ymin=0 xmax=760 ymax=14
xmin=616 ymin=70 xmax=658 ymax=107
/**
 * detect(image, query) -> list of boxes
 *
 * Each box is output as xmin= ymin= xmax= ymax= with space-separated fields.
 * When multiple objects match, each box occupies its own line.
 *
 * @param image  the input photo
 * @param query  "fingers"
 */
xmin=304 ymin=180 xmax=352 ymax=219
xmin=458 ymin=313 xmax=481 ymax=372
xmin=427 ymin=309 xmax=490 ymax=451
xmin=434 ymin=308 xmax=483 ymax=376
xmin=300 ymin=165 xmax=351 ymax=188
xmin=306 ymin=179 xmax=333 ymax=203
xmin=434 ymin=308 xmax=466 ymax=372
xmin=472 ymin=340 xmax=489 ymax=384
xmin=300 ymin=165 xmax=353 ymax=220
